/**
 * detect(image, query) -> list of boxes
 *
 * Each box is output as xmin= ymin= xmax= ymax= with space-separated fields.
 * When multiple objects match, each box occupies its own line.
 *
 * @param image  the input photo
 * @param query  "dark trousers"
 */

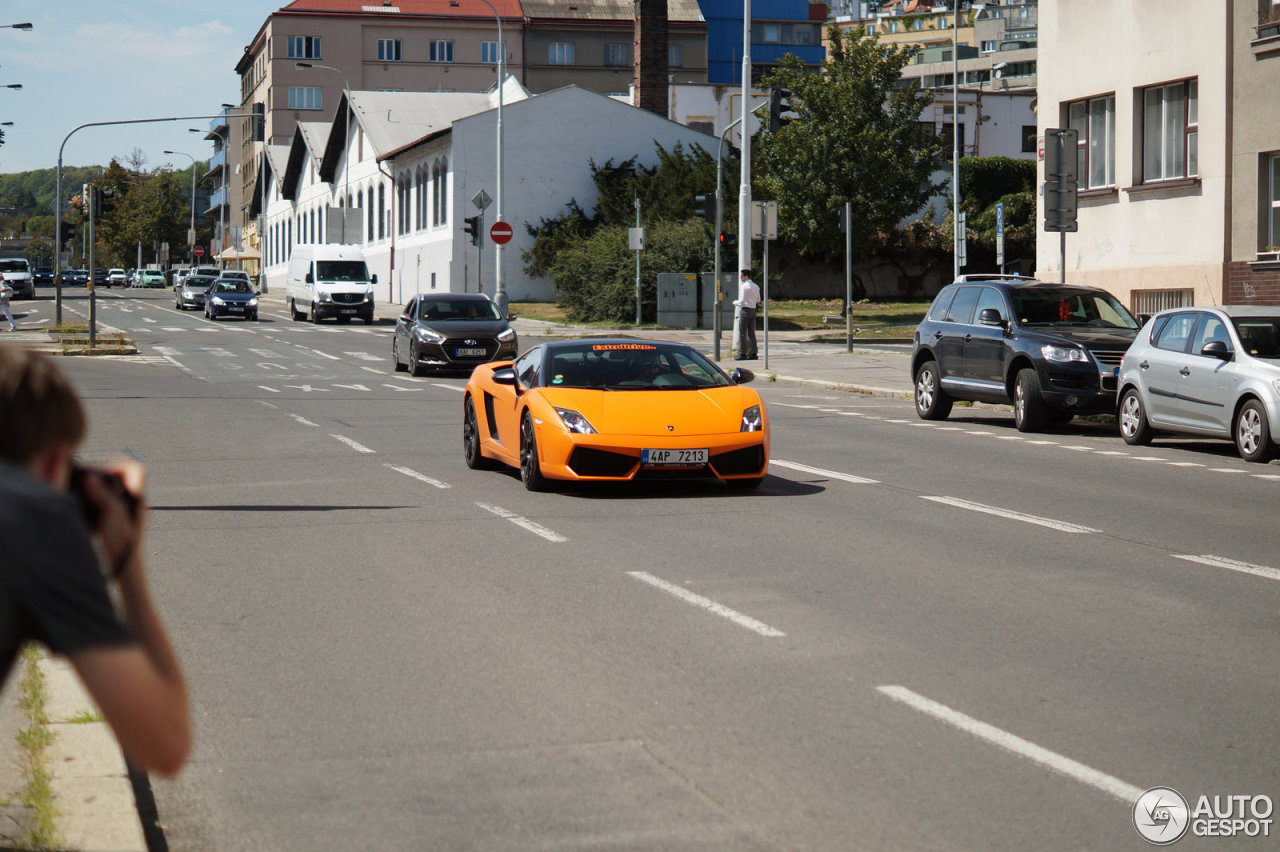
xmin=738 ymin=306 xmax=757 ymax=359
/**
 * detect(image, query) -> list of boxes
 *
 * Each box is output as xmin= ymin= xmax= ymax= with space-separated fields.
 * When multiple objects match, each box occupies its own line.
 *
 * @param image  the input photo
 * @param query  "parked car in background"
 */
xmin=205 ymin=276 xmax=259 ymax=321
xmin=0 ymin=257 xmax=34 ymax=299
xmin=107 ymin=268 xmax=127 ymax=287
xmin=175 ymin=273 xmax=217 ymax=311
xmin=34 ymin=268 xmax=54 ymax=287
xmin=912 ymin=275 xmax=1143 ymax=432
xmin=392 ymin=293 xmax=517 ymax=376
xmin=1118 ymin=306 xmax=1280 ymax=462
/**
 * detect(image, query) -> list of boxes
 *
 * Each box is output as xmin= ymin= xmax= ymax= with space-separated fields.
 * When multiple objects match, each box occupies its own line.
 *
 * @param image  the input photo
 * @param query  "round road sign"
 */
xmin=489 ymin=221 xmax=513 ymax=245
xmin=193 ymin=245 xmax=205 ymax=257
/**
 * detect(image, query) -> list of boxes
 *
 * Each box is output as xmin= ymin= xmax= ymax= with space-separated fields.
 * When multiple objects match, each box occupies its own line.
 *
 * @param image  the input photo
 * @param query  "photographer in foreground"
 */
xmin=0 ymin=346 xmax=189 ymax=776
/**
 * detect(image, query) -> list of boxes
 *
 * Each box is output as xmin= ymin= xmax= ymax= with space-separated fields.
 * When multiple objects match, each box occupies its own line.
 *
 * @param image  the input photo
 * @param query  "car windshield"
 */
xmin=0 ymin=260 xmax=26 ymax=272
xmin=547 ymin=342 xmax=732 ymax=391
xmin=1011 ymin=287 xmax=1139 ymax=329
xmin=214 ymin=280 xmax=252 ymax=293
xmin=1232 ymin=317 xmax=1280 ymax=359
xmin=419 ymin=300 xmax=501 ymax=322
xmin=186 ymin=277 xmax=215 ymax=288
xmin=315 ymin=260 xmax=369 ymax=282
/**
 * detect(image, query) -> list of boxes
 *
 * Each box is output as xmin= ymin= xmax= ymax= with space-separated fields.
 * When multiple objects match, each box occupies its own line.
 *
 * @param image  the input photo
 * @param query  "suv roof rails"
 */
xmin=952 ymin=274 xmax=1039 ymax=283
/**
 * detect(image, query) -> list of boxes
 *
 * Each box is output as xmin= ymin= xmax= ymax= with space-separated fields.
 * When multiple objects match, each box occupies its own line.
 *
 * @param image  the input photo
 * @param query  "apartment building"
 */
xmin=1036 ymin=0 xmax=1280 ymax=310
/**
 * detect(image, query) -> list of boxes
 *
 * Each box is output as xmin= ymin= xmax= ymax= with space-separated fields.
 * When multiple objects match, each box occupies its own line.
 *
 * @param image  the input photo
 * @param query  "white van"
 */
xmin=285 ymin=245 xmax=376 ymax=324
xmin=0 ymin=257 xmax=33 ymax=300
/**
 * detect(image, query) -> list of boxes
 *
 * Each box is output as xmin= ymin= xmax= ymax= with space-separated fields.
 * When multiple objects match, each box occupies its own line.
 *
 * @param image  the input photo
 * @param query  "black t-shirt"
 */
xmin=0 ymin=462 xmax=135 ymax=687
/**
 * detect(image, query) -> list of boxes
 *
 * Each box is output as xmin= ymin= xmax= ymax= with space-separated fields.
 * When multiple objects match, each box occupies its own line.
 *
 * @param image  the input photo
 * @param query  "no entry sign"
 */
xmin=489 ymin=221 xmax=513 ymax=245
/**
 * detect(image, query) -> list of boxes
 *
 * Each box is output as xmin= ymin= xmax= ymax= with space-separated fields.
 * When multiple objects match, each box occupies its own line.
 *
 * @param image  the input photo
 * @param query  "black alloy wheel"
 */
xmin=520 ymin=413 xmax=548 ymax=492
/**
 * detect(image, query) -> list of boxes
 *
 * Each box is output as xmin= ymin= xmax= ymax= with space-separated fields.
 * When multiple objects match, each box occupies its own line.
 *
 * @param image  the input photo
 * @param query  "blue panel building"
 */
xmin=700 ymin=0 xmax=828 ymax=85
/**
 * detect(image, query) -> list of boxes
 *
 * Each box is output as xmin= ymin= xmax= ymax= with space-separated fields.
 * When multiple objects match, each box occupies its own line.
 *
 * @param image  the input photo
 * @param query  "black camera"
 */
xmin=70 ymin=465 xmax=139 ymax=529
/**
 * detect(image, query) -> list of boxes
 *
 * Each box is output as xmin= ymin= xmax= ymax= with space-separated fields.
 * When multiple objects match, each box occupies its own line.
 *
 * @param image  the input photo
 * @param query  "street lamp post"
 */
xmin=295 ymin=62 xmax=351 ymax=244
xmin=473 ymin=0 xmax=507 ymax=315
xmin=4 ymin=23 xmax=32 ymax=31
xmin=163 ymin=150 xmax=197 ymax=266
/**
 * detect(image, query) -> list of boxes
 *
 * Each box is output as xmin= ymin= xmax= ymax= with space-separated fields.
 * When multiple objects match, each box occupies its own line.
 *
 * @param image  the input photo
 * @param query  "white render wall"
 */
xmin=1035 ymin=0 xmax=1228 ymax=307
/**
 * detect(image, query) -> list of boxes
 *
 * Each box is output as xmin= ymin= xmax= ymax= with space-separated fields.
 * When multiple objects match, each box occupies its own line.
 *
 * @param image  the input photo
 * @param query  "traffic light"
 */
xmin=463 ymin=215 xmax=480 ymax=246
xmin=0 ymin=128 xmax=5 ymax=146
xmin=59 ymin=221 xmax=74 ymax=244
xmin=694 ymin=193 xmax=712 ymax=224
xmin=768 ymin=87 xmax=794 ymax=133
xmin=717 ymin=230 xmax=734 ymax=257
xmin=100 ymin=188 xmax=115 ymax=215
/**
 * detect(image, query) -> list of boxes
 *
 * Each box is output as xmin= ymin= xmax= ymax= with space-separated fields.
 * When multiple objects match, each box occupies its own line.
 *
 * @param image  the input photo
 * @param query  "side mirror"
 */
xmin=731 ymin=367 xmax=755 ymax=384
xmin=1200 ymin=340 xmax=1233 ymax=360
xmin=506 ymin=312 xmax=519 ymax=321
xmin=491 ymin=366 xmax=517 ymax=385
xmin=978 ymin=308 xmax=1005 ymax=327
xmin=305 ymin=272 xmax=314 ymax=284
xmin=1137 ymin=314 xmax=1152 ymax=327
xmin=370 ymin=274 xmax=378 ymax=284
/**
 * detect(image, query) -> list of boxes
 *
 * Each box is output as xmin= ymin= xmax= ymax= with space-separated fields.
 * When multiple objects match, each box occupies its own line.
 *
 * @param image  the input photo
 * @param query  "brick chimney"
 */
xmin=633 ymin=0 xmax=669 ymax=117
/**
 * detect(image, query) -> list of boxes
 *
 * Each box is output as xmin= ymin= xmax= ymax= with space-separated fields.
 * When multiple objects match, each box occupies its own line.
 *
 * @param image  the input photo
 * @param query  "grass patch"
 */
xmin=512 ymin=299 xmax=929 ymax=332
xmin=66 ymin=709 xmax=103 ymax=725
xmin=14 ymin=645 xmax=58 ymax=850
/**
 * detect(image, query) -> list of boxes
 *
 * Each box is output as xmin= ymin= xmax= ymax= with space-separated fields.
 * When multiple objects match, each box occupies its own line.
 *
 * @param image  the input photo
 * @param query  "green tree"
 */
xmin=955 ymin=156 xmax=1036 ymax=269
xmin=95 ymin=160 xmax=189 ymax=267
xmin=755 ymin=26 xmax=943 ymax=260
xmin=523 ymin=142 xmax=730 ymax=321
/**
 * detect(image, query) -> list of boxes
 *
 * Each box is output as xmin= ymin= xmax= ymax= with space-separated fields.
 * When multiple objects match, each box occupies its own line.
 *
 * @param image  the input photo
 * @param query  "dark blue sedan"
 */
xmin=204 ymin=278 xmax=259 ymax=321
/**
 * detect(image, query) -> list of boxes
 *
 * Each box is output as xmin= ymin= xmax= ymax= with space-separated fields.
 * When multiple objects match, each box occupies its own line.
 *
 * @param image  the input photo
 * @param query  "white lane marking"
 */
xmin=344 ymin=351 xmax=383 ymax=362
xmin=1173 ymin=554 xmax=1280 ymax=583
xmin=770 ymin=459 xmax=879 ymax=485
xmin=1208 ymin=468 xmax=1246 ymax=475
xmin=249 ymin=348 xmax=283 ymax=358
xmin=256 ymin=400 xmax=278 ymax=409
xmin=1165 ymin=462 xmax=1204 ymax=467
xmin=475 ymin=502 xmax=567 ymax=543
xmin=965 ymin=430 xmax=996 ymax=436
xmin=1062 ymin=445 xmax=1092 ymax=451
xmin=1132 ymin=456 xmax=1167 ymax=462
xmin=1254 ymin=474 xmax=1280 ymax=481
xmin=921 ymin=496 xmax=1099 ymax=534
xmin=383 ymin=384 xmax=423 ymax=392
xmin=1026 ymin=440 xmax=1058 ymax=445
xmin=432 ymin=383 xmax=465 ymax=393
xmin=362 ymin=366 xmax=385 ymax=375
xmin=387 ymin=464 xmax=450 ymax=490
xmin=627 ymin=571 xmax=785 ymax=638
xmin=290 ymin=414 xmax=319 ymax=428
xmin=877 ymin=686 xmax=1143 ymax=803
xmin=301 ymin=347 xmax=341 ymax=361
xmin=331 ymin=434 xmax=375 ymax=454
xmin=257 ymin=385 xmax=280 ymax=393
xmin=1095 ymin=451 xmax=1129 ymax=456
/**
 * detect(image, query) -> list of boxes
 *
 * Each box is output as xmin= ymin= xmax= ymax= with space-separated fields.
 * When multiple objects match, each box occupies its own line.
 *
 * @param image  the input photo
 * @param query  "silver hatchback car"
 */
xmin=1117 ymin=306 xmax=1280 ymax=462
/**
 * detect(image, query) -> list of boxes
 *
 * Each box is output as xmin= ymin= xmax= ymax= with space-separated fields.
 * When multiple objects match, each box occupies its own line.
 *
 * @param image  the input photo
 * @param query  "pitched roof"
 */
xmin=519 ymin=0 xmax=703 ymax=22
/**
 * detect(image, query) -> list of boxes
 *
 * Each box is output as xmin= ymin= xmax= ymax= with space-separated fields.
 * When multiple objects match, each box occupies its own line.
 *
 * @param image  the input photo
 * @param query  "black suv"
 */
xmin=911 ymin=275 xmax=1143 ymax=431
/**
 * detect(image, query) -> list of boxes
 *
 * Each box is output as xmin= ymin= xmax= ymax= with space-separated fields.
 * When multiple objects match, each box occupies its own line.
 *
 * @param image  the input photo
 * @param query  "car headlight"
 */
xmin=414 ymin=326 xmax=444 ymax=343
xmin=247 ymin=297 xmax=258 ymax=307
xmin=1272 ymin=379 xmax=1280 ymax=396
xmin=211 ymin=296 xmax=225 ymax=306
xmin=497 ymin=327 xmax=516 ymax=343
xmin=318 ymin=292 xmax=332 ymax=303
xmin=741 ymin=404 xmax=763 ymax=432
xmin=1041 ymin=344 xmax=1088 ymax=363
xmin=555 ymin=407 xmax=597 ymax=434
xmin=365 ymin=288 xmax=374 ymax=302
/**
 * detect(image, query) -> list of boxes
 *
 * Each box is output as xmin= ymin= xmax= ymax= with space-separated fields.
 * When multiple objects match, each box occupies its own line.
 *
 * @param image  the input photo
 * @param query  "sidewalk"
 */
xmin=1 ymin=294 xmax=914 ymax=850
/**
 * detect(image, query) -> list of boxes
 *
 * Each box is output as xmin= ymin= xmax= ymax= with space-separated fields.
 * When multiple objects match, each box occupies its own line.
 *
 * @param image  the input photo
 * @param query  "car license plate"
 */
xmin=340 ymin=308 xmax=357 ymax=315
xmin=642 ymin=448 xmax=707 ymax=466
xmin=457 ymin=347 xmax=486 ymax=357
xmin=228 ymin=306 xmax=244 ymax=312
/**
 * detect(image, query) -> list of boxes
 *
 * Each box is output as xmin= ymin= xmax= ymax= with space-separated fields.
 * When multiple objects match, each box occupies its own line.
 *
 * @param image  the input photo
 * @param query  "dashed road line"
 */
xmin=290 ymin=414 xmax=319 ymax=428
xmin=627 ymin=571 xmax=785 ymax=638
xmin=920 ymin=496 xmax=1099 ymax=534
xmin=387 ymin=464 xmax=450 ymax=490
xmin=770 ymin=459 xmax=879 ymax=485
xmin=1172 ymin=554 xmax=1280 ymax=583
xmin=331 ymin=434 xmax=375 ymax=454
xmin=475 ymin=502 xmax=567 ymax=542
xmin=877 ymin=686 xmax=1143 ymax=803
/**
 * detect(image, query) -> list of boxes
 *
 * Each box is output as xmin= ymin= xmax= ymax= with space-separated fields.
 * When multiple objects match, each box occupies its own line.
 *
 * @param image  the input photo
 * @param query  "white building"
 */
xmin=260 ymin=80 xmax=719 ymax=304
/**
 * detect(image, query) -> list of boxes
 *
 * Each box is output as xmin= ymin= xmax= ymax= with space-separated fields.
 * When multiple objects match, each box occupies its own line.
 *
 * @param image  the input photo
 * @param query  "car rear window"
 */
xmin=1233 ymin=318 xmax=1280 ymax=358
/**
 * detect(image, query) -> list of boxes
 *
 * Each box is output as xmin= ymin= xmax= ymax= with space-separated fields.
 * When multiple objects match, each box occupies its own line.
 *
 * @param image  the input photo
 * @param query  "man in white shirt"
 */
xmin=733 ymin=268 xmax=761 ymax=360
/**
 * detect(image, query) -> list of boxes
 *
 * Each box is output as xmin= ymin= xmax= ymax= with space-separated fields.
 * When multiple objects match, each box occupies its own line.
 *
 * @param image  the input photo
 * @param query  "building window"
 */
xmin=482 ymin=41 xmax=501 ymax=64
xmin=288 ymin=86 xmax=323 ymax=110
xmin=604 ymin=43 xmax=629 ymax=66
xmin=377 ymin=39 xmax=402 ymax=61
xmin=1142 ymin=79 xmax=1198 ymax=183
xmin=911 ymin=19 xmax=923 ymax=31
xmin=549 ymin=42 xmax=574 ymax=65
xmin=981 ymin=39 xmax=998 ymax=53
xmin=1268 ymin=152 xmax=1280 ymax=250
xmin=366 ymin=187 xmax=374 ymax=243
xmin=430 ymin=40 xmax=454 ymax=63
xmin=287 ymin=36 xmax=321 ymax=59
xmin=669 ymin=45 xmax=683 ymax=67
xmin=1066 ymin=94 xmax=1115 ymax=189
xmin=1021 ymin=125 xmax=1037 ymax=154
xmin=886 ymin=21 xmax=899 ymax=34
xmin=378 ymin=184 xmax=385 ymax=240
xmin=866 ymin=24 xmax=876 ymax=35
xmin=397 ymin=174 xmax=411 ymax=236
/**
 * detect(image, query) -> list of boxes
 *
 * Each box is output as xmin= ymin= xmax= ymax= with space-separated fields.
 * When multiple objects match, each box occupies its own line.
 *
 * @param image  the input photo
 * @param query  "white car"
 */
xmin=1117 ymin=306 xmax=1280 ymax=462
xmin=106 ymin=268 xmax=127 ymax=287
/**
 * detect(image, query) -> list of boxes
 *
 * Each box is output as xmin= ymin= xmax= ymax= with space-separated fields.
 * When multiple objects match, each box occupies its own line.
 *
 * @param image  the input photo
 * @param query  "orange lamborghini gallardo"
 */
xmin=462 ymin=339 xmax=770 ymax=491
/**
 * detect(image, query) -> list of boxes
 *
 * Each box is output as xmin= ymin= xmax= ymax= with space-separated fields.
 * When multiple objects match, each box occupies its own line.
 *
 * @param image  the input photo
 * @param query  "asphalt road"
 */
xmin=41 ymin=289 xmax=1280 ymax=851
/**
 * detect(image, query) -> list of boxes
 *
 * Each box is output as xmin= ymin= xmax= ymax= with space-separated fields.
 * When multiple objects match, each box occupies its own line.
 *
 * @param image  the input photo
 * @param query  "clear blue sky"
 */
xmin=2 ymin=1 xmax=281 ymax=177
